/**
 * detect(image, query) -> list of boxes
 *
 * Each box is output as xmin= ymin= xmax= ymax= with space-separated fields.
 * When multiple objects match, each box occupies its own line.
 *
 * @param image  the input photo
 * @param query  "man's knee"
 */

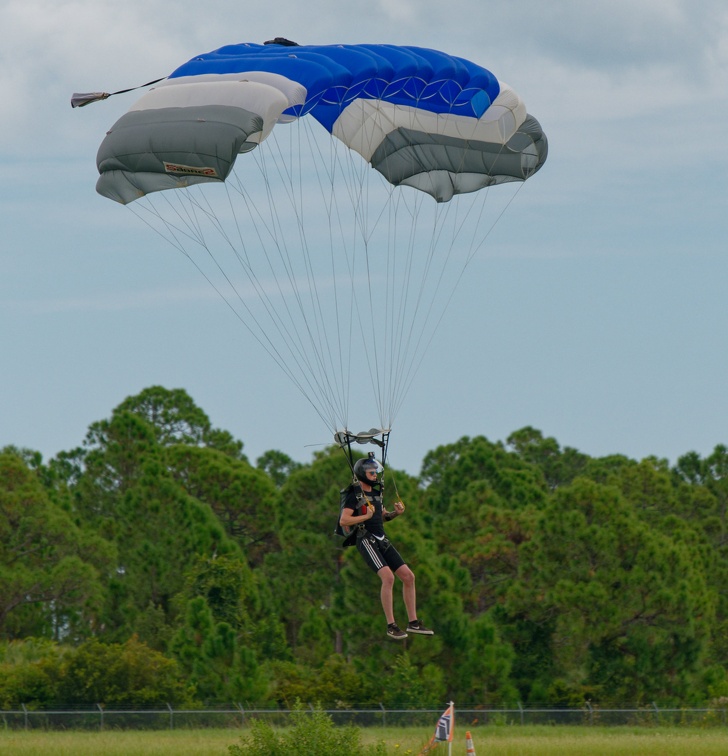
xmin=397 ymin=566 xmax=415 ymax=586
xmin=378 ymin=567 xmax=395 ymax=587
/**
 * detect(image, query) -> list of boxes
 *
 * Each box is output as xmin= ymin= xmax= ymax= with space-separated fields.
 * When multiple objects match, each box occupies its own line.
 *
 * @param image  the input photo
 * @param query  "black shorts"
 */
xmin=356 ymin=532 xmax=406 ymax=574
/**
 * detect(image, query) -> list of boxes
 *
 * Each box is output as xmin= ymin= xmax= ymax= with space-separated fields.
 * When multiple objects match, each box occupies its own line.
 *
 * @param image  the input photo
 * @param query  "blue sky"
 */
xmin=2 ymin=1 xmax=727 ymax=475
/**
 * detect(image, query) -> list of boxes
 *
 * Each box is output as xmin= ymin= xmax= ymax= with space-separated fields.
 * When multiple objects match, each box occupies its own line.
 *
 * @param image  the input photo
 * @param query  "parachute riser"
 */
xmin=336 ymin=428 xmax=390 ymax=487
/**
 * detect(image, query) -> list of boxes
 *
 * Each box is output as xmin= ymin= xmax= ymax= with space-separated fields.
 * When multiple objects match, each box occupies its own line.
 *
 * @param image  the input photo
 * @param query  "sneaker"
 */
xmin=387 ymin=623 xmax=408 ymax=640
xmin=407 ymin=619 xmax=434 ymax=636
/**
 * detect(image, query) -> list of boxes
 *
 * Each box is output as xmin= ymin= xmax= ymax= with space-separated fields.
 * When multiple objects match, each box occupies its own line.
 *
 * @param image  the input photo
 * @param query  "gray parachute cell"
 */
xmin=96 ymin=106 xmax=263 ymax=204
xmin=95 ymin=79 xmax=291 ymax=204
xmin=370 ymin=115 xmax=548 ymax=202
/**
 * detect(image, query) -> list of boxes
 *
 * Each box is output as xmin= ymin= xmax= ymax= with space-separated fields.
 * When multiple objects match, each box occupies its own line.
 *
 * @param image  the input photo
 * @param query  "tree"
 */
xmin=435 ymin=481 xmax=538 ymax=614
xmin=381 ymin=653 xmax=445 ymax=709
xmin=506 ymin=477 xmax=716 ymax=704
xmin=506 ymin=427 xmax=589 ymax=489
xmin=170 ymin=597 xmax=267 ymax=703
xmin=672 ymin=445 xmax=728 ymax=669
xmin=421 ymin=435 xmax=548 ymax=514
xmin=114 ymin=385 xmax=245 ymax=458
xmin=455 ymin=613 xmax=518 ymax=704
xmin=0 ymin=451 xmax=113 ymax=640
xmin=177 ymin=554 xmax=288 ymax=665
xmin=9 ymin=385 xmax=728 ymax=707
xmin=257 ymin=449 xmax=303 ymax=487
xmin=70 ymin=411 xmax=240 ymax=640
xmin=260 ymin=447 xmax=351 ymax=656
xmin=165 ymin=445 xmax=279 ymax=566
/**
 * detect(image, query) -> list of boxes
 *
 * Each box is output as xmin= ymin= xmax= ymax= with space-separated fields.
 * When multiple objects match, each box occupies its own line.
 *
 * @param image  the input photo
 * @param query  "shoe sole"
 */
xmin=407 ymin=628 xmax=434 ymax=635
xmin=387 ymin=633 xmax=408 ymax=640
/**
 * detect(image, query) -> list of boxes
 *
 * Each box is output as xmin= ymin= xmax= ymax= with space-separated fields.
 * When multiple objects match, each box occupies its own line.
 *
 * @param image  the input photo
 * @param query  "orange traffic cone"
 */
xmin=465 ymin=730 xmax=476 ymax=755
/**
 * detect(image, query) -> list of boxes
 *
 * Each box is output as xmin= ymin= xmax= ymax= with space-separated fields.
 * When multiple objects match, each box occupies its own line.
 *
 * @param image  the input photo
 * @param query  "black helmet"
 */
xmin=353 ymin=457 xmax=380 ymax=482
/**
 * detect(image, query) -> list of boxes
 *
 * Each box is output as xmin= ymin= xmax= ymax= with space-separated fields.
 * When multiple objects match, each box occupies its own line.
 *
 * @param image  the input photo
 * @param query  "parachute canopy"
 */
xmin=92 ymin=42 xmax=547 ymax=438
xmin=96 ymin=42 xmax=547 ymax=205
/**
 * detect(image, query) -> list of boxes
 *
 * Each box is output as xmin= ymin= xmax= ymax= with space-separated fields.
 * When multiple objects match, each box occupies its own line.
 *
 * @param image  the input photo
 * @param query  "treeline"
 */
xmin=1 ymin=386 xmax=727 ymax=709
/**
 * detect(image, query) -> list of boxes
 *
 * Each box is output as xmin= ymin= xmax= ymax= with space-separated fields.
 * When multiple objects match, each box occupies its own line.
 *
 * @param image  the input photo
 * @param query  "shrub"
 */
xmin=228 ymin=702 xmax=385 ymax=756
xmin=57 ymin=637 xmax=194 ymax=706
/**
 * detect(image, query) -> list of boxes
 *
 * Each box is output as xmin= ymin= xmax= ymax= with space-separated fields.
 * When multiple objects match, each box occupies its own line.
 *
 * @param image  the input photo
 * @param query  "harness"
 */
xmin=333 ymin=427 xmax=403 ymax=547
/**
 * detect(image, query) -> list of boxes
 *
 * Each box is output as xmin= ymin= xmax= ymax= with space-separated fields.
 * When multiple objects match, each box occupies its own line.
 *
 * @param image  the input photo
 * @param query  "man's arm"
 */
xmin=383 ymin=501 xmax=405 ymax=521
xmin=339 ymin=503 xmax=374 ymax=527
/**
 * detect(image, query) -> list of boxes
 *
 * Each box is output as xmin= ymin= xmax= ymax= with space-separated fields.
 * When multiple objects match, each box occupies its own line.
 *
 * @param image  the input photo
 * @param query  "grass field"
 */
xmin=2 ymin=726 xmax=728 ymax=755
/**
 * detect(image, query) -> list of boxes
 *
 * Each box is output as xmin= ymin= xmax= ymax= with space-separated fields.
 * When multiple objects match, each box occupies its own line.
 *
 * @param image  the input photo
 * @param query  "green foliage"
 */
xmin=66 ymin=402 xmax=242 ymax=642
xmin=115 ymin=385 xmax=245 ymax=458
xmin=170 ymin=596 xmax=268 ymax=703
xmin=421 ymin=434 xmax=548 ymax=513
xmin=55 ymin=637 xmax=193 ymax=706
xmin=0 ymin=637 xmax=192 ymax=707
xmin=261 ymin=448 xmax=352 ymax=656
xmin=456 ymin=613 xmax=518 ymax=705
xmin=228 ymin=702 xmax=386 ymax=756
xmin=256 ymin=449 xmax=303 ymax=487
xmin=267 ymin=655 xmax=379 ymax=709
xmin=5 ymin=390 xmax=728 ymax=709
xmin=179 ymin=555 xmax=256 ymax=631
xmin=382 ymin=653 xmax=445 ymax=708
xmin=0 ymin=451 xmax=113 ymax=641
xmin=0 ymin=639 xmax=64 ymax=707
xmin=506 ymin=426 xmax=589 ymax=489
xmin=165 ymin=445 xmax=279 ymax=566
xmin=505 ymin=476 xmax=716 ymax=704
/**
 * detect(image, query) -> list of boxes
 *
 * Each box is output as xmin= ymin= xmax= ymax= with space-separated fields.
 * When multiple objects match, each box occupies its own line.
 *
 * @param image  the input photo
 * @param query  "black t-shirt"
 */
xmin=345 ymin=483 xmax=385 ymax=538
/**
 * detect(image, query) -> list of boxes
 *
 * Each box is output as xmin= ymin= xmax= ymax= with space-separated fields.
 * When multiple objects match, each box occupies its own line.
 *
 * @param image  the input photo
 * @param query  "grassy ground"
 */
xmin=2 ymin=726 xmax=728 ymax=755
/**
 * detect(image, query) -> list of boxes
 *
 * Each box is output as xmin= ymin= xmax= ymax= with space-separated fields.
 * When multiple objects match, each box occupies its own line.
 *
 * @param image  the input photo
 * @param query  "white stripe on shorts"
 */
xmin=361 ymin=536 xmax=385 ymax=570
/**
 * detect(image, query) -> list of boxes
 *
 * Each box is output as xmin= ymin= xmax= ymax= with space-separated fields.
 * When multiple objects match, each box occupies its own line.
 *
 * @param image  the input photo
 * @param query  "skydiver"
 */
xmin=339 ymin=457 xmax=434 ymax=640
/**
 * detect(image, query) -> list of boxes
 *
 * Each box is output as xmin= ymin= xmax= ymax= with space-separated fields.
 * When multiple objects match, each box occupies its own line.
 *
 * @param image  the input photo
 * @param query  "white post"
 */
xmin=449 ymin=701 xmax=454 ymax=756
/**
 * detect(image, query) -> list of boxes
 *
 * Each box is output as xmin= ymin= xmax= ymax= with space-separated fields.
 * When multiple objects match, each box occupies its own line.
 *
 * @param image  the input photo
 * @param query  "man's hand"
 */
xmin=393 ymin=501 xmax=405 ymax=515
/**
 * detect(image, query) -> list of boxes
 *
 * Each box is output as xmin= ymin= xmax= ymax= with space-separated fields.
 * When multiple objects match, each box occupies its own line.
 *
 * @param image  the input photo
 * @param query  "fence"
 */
xmin=1 ymin=703 xmax=726 ymax=730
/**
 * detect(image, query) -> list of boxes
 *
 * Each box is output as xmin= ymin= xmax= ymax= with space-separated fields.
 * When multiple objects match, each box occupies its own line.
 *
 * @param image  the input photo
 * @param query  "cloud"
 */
xmin=4 ymin=0 xmax=726 ymax=156
xmin=2 ymin=283 xmax=220 ymax=315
